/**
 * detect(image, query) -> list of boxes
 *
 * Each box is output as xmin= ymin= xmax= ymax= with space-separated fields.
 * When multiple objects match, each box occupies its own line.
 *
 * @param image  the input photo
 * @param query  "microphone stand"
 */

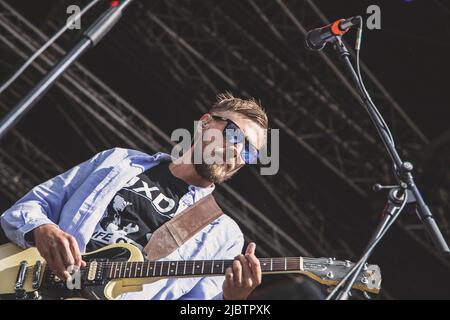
xmin=327 ymin=36 xmax=450 ymax=300
xmin=0 ymin=0 xmax=134 ymax=141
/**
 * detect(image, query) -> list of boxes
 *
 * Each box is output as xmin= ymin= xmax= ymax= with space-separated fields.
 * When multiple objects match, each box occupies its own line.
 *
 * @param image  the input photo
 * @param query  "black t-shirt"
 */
xmin=86 ymin=162 xmax=189 ymax=252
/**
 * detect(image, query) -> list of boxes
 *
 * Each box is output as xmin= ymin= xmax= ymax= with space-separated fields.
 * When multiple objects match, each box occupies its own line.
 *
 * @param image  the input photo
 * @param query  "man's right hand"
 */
xmin=32 ymin=224 xmax=86 ymax=280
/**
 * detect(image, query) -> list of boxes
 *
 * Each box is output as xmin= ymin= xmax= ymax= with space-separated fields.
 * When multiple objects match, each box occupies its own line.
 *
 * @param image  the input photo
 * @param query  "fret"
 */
xmin=221 ymin=260 xmax=224 ymax=274
xmin=201 ymin=261 xmax=205 ymax=274
xmin=299 ymin=257 xmax=304 ymax=271
xmin=145 ymin=261 xmax=150 ymax=277
xmin=119 ymin=261 xmax=123 ymax=278
xmin=126 ymin=262 xmax=130 ymax=278
xmin=284 ymin=258 xmax=287 ymax=271
xmin=109 ymin=263 xmax=113 ymax=279
xmin=192 ymin=262 xmax=195 ymax=275
xmin=183 ymin=261 xmax=187 ymax=275
xmin=211 ymin=261 xmax=214 ymax=274
xmin=167 ymin=261 xmax=171 ymax=276
xmin=126 ymin=262 xmax=131 ymax=278
xmin=152 ymin=261 xmax=156 ymax=277
xmin=159 ymin=262 xmax=163 ymax=276
xmin=140 ymin=262 xmax=143 ymax=277
xmin=175 ymin=261 xmax=179 ymax=275
xmin=134 ymin=262 xmax=138 ymax=278
xmin=270 ymin=258 xmax=273 ymax=272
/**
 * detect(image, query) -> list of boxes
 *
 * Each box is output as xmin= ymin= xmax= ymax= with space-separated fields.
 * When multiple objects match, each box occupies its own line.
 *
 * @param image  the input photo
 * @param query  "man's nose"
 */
xmin=224 ymin=145 xmax=238 ymax=162
xmin=227 ymin=145 xmax=245 ymax=165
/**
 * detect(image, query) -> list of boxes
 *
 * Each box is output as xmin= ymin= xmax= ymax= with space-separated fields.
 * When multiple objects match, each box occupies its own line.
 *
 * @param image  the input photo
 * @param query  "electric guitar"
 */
xmin=0 ymin=242 xmax=381 ymax=300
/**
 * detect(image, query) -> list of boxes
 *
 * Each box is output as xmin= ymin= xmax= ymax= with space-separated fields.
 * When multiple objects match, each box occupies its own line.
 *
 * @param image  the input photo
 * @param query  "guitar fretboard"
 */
xmin=106 ymin=257 xmax=306 ymax=279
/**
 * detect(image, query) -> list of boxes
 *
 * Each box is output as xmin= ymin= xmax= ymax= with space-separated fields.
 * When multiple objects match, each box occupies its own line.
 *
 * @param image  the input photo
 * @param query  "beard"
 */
xmin=191 ymin=145 xmax=241 ymax=184
xmin=190 ymin=134 xmax=243 ymax=184
xmin=193 ymin=162 xmax=234 ymax=184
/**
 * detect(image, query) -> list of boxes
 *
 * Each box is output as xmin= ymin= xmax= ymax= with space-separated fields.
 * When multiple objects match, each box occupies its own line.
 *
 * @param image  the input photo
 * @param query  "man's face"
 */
xmin=193 ymin=111 xmax=266 ymax=184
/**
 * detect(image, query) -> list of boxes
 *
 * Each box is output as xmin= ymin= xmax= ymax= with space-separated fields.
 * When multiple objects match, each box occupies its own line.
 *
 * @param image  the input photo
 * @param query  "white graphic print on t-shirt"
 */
xmin=89 ymin=172 xmax=190 ymax=253
xmin=90 ymin=194 xmax=147 ymax=251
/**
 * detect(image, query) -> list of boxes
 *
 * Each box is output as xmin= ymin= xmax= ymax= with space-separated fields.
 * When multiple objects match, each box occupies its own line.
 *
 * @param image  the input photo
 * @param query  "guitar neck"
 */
xmin=106 ymin=257 xmax=309 ymax=280
xmin=40 ymin=254 xmax=380 ymax=294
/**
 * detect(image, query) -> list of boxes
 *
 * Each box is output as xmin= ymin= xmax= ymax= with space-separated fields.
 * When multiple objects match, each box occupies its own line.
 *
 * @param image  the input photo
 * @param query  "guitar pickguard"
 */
xmin=0 ymin=243 xmax=139 ymax=300
xmin=45 ymin=246 xmax=133 ymax=300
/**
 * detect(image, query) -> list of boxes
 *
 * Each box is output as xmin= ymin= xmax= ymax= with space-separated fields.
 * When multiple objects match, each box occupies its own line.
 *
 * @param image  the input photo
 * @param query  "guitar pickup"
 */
xmin=85 ymin=259 xmax=107 ymax=285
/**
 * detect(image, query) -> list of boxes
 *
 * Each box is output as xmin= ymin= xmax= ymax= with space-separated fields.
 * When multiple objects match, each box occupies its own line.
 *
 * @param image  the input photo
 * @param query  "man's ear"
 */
xmin=199 ymin=113 xmax=212 ymax=129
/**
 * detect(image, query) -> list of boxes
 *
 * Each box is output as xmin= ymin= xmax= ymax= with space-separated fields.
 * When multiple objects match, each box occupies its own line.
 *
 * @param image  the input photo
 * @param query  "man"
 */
xmin=0 ymin=93 xmax=268 ymax=300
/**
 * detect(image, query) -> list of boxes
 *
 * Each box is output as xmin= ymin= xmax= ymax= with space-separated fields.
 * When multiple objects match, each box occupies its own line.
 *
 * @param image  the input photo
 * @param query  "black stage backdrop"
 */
xmin=0 ymin=0 xmax=449 ymax=299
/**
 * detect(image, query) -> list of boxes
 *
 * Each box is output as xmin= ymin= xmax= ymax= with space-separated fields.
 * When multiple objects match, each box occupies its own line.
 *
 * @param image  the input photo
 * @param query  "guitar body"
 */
xmin=0 ymin=243 xmax=161 ymax=300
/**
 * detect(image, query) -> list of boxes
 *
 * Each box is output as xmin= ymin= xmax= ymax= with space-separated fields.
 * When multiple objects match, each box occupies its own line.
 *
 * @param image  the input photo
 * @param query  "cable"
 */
xmin=0 ymin=0 xmax=102 ymax=95
xmin=326 ymin=191 xmax=408 ymax=300
xmin=354 ymin=16 xmax=396 ymax=146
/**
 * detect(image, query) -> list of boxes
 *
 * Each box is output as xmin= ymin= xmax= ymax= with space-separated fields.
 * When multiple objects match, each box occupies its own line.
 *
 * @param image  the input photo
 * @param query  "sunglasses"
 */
xmin=211 ymin=115 xmax=260 ymax=164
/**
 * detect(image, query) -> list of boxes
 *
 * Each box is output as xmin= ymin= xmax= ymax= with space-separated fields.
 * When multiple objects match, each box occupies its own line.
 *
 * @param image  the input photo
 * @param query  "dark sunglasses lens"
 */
xmin=242 ymin=143 xmax=259 ymax=164
xmin=225 ymin=123 xmax=245 ymax=144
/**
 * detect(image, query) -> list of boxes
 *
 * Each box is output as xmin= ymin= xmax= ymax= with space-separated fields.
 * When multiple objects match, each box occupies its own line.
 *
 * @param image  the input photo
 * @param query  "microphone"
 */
xmin=305 ymin=16 xmax=360 ymax=51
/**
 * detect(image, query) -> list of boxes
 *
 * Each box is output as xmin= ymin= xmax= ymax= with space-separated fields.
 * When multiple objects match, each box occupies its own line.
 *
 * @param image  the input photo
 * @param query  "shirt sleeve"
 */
xmin=0 ymin=149 xmax=113 ymax=248
xmin=179 ymin=220 xmax=245 ymax=300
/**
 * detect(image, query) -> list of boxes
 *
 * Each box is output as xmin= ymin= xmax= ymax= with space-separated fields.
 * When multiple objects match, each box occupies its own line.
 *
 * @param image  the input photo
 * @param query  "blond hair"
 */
xmin=210 ymin=92 xmax=268 ymax=129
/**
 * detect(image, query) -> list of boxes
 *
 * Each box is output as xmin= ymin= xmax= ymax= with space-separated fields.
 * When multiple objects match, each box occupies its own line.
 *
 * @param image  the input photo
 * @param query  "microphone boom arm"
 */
xmin=0 ymin=0 xmax=135 ymax=141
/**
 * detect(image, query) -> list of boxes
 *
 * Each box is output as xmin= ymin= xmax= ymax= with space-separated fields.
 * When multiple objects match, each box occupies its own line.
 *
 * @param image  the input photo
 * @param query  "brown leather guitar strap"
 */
xmin=144 ymin=194 xmax=223 ymax=261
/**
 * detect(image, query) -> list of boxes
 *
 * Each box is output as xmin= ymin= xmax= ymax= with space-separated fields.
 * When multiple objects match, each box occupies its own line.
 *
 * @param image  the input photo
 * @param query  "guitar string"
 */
xmin=36 ymin=257 xmax=334 ymax=267
xmin=31 ymin=257 xmax=347 ymax=272
xmin=37 ymin=257 xmax=331 ymax=272
xmin=39 ymin=258 xmax=348 ymax=277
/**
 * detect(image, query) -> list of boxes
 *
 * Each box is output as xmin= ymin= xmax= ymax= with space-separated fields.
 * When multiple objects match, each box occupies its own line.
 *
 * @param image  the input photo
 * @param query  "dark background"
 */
xmin=0 ymin=0 xmax=449 ymax=299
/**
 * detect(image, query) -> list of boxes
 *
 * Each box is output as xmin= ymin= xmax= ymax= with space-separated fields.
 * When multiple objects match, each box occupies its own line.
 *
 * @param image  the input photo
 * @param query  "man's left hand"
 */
xmin=223 ymin=242 xmax=262 ymax=300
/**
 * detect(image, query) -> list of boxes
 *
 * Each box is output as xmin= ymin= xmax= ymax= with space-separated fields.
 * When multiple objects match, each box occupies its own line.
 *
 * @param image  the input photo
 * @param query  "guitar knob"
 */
xmin=33 ymin=291 xmax=42 ymax=300
xmin=363 ymin=292 xmax=372 ymax=300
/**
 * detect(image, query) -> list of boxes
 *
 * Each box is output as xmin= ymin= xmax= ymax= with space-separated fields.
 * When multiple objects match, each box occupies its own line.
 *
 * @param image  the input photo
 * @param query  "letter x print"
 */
xmin=133 ymin=181 xmax=159 ymax=200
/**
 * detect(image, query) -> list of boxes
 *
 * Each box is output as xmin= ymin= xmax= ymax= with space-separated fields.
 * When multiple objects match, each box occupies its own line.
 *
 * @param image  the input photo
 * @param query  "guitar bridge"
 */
xmin=14 ymin=260 xmax=28 ymax=299
xmin=32 ymin=261 xmax=43 ymax=290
